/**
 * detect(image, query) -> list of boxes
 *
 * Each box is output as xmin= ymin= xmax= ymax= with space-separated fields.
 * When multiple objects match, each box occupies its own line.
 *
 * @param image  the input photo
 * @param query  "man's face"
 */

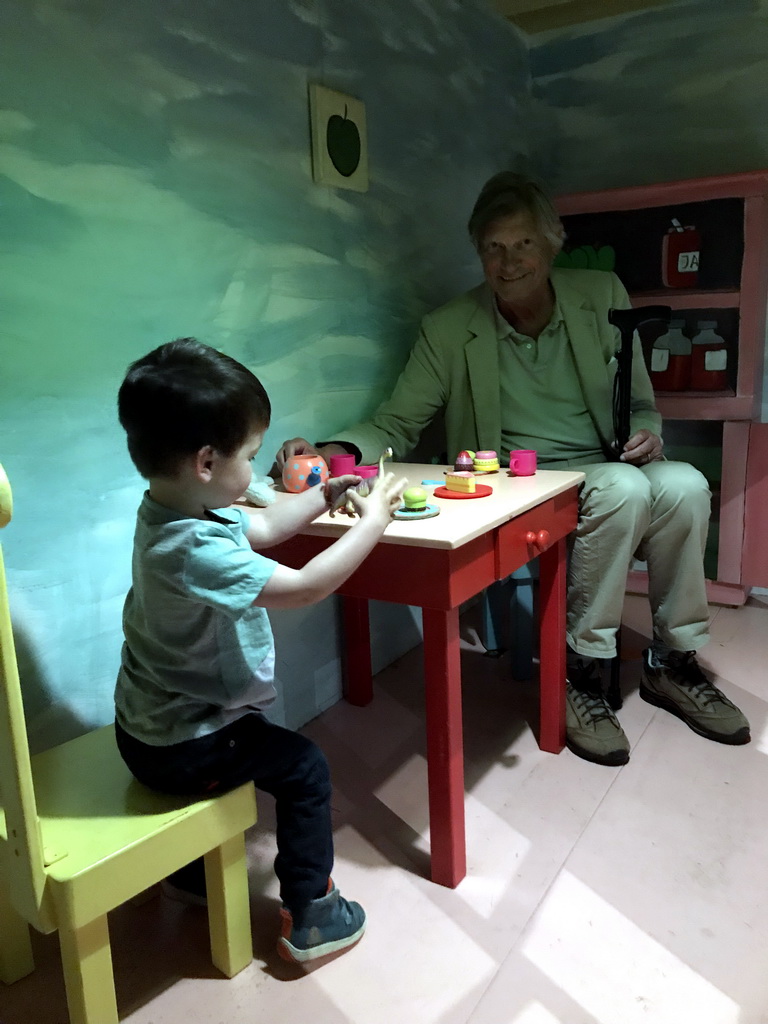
xmin=478 ymin=210 xmax=559 ymax=309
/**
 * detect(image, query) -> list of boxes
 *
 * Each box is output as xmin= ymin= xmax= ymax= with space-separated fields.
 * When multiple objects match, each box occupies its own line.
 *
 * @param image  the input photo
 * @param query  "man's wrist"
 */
xmin=316 ymin=440 xmax=362 ymax=462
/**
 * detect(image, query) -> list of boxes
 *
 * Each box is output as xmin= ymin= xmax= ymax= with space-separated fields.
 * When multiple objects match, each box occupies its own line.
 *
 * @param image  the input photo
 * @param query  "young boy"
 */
xmin=115 ymin=338 xmax=406 ymax=963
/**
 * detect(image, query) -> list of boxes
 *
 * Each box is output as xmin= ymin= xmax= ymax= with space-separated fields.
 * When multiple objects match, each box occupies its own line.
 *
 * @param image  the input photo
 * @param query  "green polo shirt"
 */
xmin=497 ymin=294 xmax=605 ymax=467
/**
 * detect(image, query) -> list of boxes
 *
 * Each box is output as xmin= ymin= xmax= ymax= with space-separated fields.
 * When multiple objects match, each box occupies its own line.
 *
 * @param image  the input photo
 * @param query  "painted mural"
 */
xmin=527 ymin=0 xmax=768 ymax=420
xmin=0 ymin=0 xmax=530 ymax=745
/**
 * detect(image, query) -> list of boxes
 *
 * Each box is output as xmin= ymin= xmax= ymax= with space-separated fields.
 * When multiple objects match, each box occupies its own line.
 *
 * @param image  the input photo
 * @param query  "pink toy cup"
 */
xmin=356 ymin=464 xmax=379 ymax=479
xmin=509 ymin=450 xmax=537 ymax=476
xmin=329 ymin=453 xmax=357 ymax=477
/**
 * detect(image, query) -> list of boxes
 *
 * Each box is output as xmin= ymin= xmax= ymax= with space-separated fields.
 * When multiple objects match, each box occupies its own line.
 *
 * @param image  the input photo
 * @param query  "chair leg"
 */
xmin=58 ymin=916 xmax=119 ymax=1024
xmin=0 ymin=879 xmax=34 ymax=983
xmin=480 ymin=580 xmax=510 ymax=654
xmin=481 ymin=567 xmax=538 ymax=678
xmin=509 ymin=575 xmax=535 ymax=680
xmin=204 ymin=835 xmax=253 ymax=978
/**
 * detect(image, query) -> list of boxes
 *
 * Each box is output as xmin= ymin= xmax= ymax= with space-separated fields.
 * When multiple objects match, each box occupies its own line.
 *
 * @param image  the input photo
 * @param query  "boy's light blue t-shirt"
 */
xmin=115 ymin=493 xmax=278 ymax=746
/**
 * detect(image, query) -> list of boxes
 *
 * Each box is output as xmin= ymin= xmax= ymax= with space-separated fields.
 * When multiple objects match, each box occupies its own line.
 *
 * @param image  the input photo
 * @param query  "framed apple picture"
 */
xmin=309 ymin=83 xmax=368 ymax=192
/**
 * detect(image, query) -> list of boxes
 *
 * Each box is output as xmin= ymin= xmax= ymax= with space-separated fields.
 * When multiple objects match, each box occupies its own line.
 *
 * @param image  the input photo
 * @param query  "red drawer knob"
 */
xmin=525 ymin=529 xmax=550 ymax=548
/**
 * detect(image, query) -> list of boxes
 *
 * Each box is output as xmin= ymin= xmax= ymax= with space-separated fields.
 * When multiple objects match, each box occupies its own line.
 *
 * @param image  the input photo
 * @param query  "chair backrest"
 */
xmin=0 ymin=463 xmax=55 ymax=930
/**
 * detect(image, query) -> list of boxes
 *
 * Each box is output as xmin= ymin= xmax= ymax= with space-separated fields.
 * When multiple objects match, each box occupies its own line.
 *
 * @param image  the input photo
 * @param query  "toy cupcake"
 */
xmin=473 ymin=450 xmax=500 ymax=473
xmin=402 ymin=486 xmax=428 ymax=512
xmin=454 ymin=450 xmax=474 ymax=472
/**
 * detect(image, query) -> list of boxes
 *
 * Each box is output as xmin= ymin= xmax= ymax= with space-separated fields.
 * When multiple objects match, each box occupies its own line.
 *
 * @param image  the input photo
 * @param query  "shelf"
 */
xmin=656 ymin=389 xmax=733 ymax=399
xmin=557 ymin=171 xmax=768 ymax=593
xmin=557 ymin=171 xmax=768 ymax=215
xmin=656 ymin=394 xmax=755 ymax=421
xmin=630 ymin=290 xmax=740 ymax=309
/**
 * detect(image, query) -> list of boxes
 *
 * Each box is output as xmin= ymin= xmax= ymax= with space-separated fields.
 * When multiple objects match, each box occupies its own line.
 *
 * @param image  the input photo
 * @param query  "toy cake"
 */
xmin=445 ymin=471 xmax=476 ymax=494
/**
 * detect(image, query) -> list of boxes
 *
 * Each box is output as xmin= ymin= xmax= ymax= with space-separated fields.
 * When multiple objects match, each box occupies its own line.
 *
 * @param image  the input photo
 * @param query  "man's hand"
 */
xmin=275 ymin=438 xmax=352 ymax=474
xmin=275 ymin=437 xmax=320 ymax=473
xmin=620 ymin=429 xmax=664 ymax=465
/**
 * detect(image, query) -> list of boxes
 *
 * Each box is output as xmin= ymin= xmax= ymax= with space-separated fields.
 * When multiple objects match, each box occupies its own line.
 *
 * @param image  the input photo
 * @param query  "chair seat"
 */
xmin=0 ymin=724 xmax=257 ymax=931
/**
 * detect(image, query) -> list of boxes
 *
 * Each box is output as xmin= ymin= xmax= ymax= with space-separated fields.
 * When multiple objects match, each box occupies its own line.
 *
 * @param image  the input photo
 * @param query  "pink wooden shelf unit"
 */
xmin=557 ymin=171 xmax=768 ymax=605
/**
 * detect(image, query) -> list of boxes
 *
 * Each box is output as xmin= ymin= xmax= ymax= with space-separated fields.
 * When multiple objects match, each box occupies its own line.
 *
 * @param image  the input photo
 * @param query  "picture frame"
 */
xmin=309 ymin=83 xmax=368 ymax=192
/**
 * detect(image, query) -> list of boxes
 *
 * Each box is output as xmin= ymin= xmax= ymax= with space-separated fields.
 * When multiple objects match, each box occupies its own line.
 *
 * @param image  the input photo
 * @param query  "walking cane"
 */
xmin=603 ymin=305 xmax=672 ymax=709
xmin=607 ymin=305 xmax=672 ymax=454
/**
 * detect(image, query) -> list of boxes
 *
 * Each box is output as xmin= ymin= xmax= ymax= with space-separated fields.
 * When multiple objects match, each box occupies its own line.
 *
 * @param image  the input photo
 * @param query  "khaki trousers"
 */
xmin=561 ymin=460 xmax=711 ymax=658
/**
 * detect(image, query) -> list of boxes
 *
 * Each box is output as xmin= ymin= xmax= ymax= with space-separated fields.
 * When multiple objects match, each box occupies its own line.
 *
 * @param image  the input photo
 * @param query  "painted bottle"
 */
xmin=650 ymin=319 xmax=691 ymax=391
xmin=690 ymin=319 xmax=728 ymax=391
xmin=662 ymin=219 xmax=700 ymax=288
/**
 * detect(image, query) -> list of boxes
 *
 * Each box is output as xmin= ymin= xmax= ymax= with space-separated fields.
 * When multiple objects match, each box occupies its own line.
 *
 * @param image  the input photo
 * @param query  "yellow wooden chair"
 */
xmin=0 ymin=463 xmax=258 ymax=1024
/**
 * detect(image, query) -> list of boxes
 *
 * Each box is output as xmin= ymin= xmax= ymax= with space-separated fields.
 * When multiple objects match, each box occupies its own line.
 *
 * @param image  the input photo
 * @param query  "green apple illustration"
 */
xmin=326 ymin=105 xmax=361 ymax=177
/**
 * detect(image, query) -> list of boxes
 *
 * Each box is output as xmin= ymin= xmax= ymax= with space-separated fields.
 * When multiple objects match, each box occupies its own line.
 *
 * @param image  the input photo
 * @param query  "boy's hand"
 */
xmin=323 ymin=474 xmax=362 ymax=514
xmin=345 ymin=471 xmax=407 ymax=523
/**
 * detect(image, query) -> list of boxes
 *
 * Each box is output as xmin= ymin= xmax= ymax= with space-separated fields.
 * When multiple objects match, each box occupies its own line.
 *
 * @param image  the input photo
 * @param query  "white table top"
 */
xmin=271 ymin=464 xmax=584 ymax=551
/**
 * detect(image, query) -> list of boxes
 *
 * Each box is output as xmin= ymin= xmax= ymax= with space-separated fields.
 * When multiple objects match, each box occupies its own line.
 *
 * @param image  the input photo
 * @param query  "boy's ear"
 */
xmin=194 ymin=445 xmax=217 ymax=482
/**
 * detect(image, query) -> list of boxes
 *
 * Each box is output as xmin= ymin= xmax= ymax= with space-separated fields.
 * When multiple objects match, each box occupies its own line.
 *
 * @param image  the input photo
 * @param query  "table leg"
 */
xmin=537 ymin=537 xmax=567 ymax=753
xmin=422 ymin=606 xmax=466 ymax=888
xmin=342 ymin=596 xmax=373 ymax=706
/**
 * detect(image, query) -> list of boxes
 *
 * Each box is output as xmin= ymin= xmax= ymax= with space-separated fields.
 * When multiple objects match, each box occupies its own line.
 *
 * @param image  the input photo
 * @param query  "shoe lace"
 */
xmin=569 ymin=684 xmax=617 ymax=726
xmin=663 ymin=652 xmax=727 ymax=708
xmin=568 ymin=661 xmax=617 ymax=726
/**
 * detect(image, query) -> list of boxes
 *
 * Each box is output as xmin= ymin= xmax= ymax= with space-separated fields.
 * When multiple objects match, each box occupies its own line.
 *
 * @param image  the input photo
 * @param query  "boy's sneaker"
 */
xmin=566 ymin=657 xmax=630 ymax=767
xmin=277 ymin=882 xmax=366 ymax=963
xmin=640 ymin=648 xmax=750 ymax=745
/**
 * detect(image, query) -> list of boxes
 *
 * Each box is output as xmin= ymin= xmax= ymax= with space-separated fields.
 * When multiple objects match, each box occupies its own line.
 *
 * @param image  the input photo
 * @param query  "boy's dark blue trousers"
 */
xmin=115 ymin=713 xmax=333 ymax=914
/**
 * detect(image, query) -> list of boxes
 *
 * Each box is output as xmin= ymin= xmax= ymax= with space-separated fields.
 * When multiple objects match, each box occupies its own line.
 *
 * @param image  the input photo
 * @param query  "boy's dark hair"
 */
xmin=118 ymin=338 xmax=271 ymax=478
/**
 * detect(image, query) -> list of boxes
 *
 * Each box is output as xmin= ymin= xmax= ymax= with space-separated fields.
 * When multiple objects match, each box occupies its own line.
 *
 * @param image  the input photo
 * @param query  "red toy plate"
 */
xmin=433 ymin=484 xmax=493 ymax=500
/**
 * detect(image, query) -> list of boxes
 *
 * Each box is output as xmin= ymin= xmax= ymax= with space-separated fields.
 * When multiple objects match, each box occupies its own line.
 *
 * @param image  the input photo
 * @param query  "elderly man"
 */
xmin=277 ymin=172 xmax=749 ymax=766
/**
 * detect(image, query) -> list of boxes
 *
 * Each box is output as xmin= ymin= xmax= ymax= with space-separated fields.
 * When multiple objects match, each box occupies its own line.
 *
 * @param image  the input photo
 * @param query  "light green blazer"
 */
xmin=340 ymin=268 xmax=662 ymax=465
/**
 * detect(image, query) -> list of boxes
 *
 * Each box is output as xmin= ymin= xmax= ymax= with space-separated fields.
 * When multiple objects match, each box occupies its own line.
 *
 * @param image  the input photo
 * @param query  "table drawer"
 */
xmin=495 ymin=490 xmax=578 ymax=578
xmin=261 ymin=532 xmax=497 ymax=610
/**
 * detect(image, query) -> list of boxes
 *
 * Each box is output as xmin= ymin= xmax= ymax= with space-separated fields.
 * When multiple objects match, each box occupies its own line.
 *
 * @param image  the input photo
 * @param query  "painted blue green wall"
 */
xmin=1 ymin=0 xmax=530 ymax=747
xmin=528 ymin=0 xmax=768 ymax=418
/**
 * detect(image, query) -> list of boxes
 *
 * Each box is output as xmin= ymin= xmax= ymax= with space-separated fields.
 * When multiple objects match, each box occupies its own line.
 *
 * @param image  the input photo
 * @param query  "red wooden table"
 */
xmin=260 ymin=465 xmax=583 ymax=888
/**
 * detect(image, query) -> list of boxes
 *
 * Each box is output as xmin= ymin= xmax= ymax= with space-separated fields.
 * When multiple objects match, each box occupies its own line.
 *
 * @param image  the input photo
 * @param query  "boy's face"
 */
xmin=208 ymin=427 xmax=265 ymax=508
